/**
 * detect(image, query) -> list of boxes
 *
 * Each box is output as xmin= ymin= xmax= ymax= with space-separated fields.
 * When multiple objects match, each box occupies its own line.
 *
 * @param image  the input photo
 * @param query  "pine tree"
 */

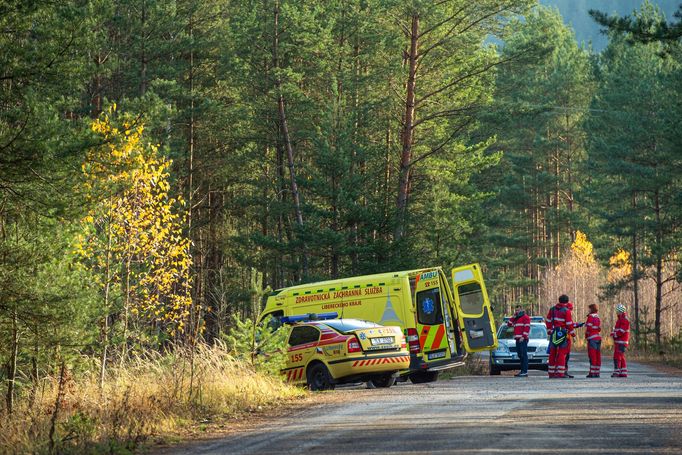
xmin=585 ymin=3 xmax=681 ymax=346
xmin=475 ymin=6 xmax=594 ymax=306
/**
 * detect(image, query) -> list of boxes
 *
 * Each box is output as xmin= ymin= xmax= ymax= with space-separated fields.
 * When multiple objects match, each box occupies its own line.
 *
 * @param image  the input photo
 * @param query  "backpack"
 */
xmin=548 ymin=306 xmax=568 ymax=346
xmin=551 ymin=327 xmax=567 ymax=346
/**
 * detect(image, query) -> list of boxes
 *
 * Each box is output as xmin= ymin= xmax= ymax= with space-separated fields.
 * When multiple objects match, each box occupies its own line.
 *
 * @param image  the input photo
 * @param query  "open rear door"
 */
xmin=451 ymin=264 xmax=498 ymax=352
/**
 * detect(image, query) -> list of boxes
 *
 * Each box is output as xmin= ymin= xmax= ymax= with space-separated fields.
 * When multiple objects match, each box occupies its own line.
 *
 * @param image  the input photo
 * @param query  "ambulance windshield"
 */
xmin=323 ymin=319 xmax=381 ymax=333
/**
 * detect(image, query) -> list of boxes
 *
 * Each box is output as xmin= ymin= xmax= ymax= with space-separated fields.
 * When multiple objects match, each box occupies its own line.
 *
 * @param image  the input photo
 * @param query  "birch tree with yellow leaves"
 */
xmin=539 ymin=231 xmax=604 ymax=344
xmin=77 ymin=107 xmax=192 ymax=383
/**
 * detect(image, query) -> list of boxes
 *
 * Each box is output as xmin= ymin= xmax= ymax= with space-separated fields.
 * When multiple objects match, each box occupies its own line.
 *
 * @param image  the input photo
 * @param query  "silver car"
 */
xmin=489 ymin=317 xmax=549 ymax=375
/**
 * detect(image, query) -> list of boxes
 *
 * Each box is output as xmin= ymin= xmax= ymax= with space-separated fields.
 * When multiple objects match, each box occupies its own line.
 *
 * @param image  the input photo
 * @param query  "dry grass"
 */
xmin=0 ymin=343 xmax=305 ymax=454
xmin=439 ymin=354 xmax=488 ymax=378
xmin=626 ymin=349 xmax=682 ymax=372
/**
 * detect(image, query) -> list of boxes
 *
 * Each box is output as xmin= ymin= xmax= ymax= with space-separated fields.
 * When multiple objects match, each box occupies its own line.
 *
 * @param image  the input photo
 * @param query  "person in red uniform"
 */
xmin=611 ymin=304 xmax=630 ymax=378
xmin=581 ymin=303 xmax=602 ymax=378
xmin=507 ymin=306 xmax=531 ymax=377
xmin=545 ymin=295 xmax=576 ymax=378
xmin=564 ymin=301 xmax=575 ymax=378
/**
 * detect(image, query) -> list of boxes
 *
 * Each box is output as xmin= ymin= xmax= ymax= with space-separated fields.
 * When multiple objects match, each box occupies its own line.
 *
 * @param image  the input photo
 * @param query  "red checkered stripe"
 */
xmin=351 ymin=355 xmax=410 ymax=367
xmin=284 ymin=367 xmax=305 ymax=381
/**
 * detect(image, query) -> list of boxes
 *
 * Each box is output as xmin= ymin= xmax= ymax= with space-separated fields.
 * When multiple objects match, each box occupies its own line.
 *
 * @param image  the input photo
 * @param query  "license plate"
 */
xmin=428 ymin=350 xmax=446 ymax=360
xmin=370 ymin=336 xmax=394 ymax=345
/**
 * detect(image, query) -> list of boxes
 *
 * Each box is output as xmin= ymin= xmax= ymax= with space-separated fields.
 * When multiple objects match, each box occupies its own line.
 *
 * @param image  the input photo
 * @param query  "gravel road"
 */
xmin=160 ymin=352 xmax=682 ymax=454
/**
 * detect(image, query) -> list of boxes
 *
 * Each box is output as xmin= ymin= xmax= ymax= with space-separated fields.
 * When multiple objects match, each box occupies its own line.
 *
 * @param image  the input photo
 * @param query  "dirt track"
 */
xmin=159 ymin=352 xmax=682 ymax=454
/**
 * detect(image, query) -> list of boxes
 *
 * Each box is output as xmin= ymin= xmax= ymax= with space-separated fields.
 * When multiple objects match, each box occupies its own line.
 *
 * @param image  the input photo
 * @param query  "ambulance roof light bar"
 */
xmin=280 ymin=312 xmax=339 ymax=324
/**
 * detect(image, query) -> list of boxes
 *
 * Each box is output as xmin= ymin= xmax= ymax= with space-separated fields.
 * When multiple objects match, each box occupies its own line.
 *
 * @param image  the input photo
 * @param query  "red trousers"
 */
xmin=587 ymin=339 xmax=601 ymax=376
xmin=613 ymin=345 xmax=627 ymax=377
xmin=548 ymin=343 xmax=570 ymax=378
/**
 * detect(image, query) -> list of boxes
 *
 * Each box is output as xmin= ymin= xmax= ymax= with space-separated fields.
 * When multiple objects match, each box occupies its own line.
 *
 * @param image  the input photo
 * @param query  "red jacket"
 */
xmin=545 ymin=303 xmax=576 ymax=337
xmin=507 ymin=311 xmax=531 ymax=341
xmin=585 ymin=313 xmax=601 ymax=341
xmin=611 ymin=313 xmax=630 ymax=346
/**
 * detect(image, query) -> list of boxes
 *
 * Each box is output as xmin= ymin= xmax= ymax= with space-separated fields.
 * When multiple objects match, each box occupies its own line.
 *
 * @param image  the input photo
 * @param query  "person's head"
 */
xmin=515 ymin=305 xmax=524 ymax=314
xmin=559 ymin=294 xmax=569 ymax=304
xmin=589 ymin=303 xmax=599 ymax=313
xmin=616 ymin=304 xmax=627 ymax=315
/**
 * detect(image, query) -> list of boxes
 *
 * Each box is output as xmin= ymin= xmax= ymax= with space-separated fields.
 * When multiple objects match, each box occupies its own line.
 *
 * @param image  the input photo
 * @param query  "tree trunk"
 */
xmin=654 ymin=188 xmax=662 ymax=347
xmin=632 ymin=192 xmax=640 ymax=345
xmin=140 ymin=0 xmax=147 ymax=96
xmin=121 ymin=253 xmax=132 ymax=362
xmin=350 ymin=40 xmax=361 ymax=274
xmin=186 ymin=6 xmax=200 ymax=348
xmin=48 ymin=362 xmax=67 ymax=455
xmin=100 ymin=201 xmax=114 ymax=390
xmin=553 ymin=147 xmax=561 ymax=264
xmin=29 ymin=348 xmax=38 ymax=408
xmin=92 ymin=52 xmax=104 ymax=118
xmin=5 ymin=304 xmax=18 ymax=415
xmin=274 ymin=1 xmax=307 ymax=278
xmin=395 ymin=13 xmax=419 ymax=242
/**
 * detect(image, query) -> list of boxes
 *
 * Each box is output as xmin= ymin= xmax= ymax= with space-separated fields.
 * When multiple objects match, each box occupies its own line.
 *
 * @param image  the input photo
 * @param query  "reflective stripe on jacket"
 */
xmin=585 ymin=313 xmax=601 ymax=341
xmin=545 ymin=303 xmax=575 ymax=336
xmin=507 ymin=312 xmax=531 ymax=340
xmin=611 ymin=313 xmax=630 ymax=346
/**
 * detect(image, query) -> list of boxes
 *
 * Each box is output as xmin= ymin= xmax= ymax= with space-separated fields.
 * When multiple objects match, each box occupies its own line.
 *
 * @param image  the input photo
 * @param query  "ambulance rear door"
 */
xmin=411 ymin=270 xmax=454 ymax=364
xmin=451 ymin=264 xmax=498 ymax=352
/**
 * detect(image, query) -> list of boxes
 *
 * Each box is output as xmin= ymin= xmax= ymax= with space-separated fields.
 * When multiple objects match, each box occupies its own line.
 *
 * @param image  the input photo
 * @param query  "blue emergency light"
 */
xmin=280 ymin=312 xmax=339 ymax=324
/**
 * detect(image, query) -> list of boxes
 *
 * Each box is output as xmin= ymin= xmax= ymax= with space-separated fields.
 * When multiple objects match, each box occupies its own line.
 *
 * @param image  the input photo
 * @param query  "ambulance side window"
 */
xmin=288 ymin=326 xmax=320 ymax=347
xmin=417 ymin=288 xmax=443 ymax=325
xmin=457 ymin=283 xmax=484 ymax=315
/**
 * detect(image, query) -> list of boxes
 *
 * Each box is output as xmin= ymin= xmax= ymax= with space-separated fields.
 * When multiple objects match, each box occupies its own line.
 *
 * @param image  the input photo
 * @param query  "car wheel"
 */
xmin=489 ymin=366 xmax=501 ymax=376
xmin=307 ymin=363 xmax=335 ymax=391
xmin=369 ymin=374 xmax=395 ymax=388
xmin=409 ymin=371 xmax=439 ymax=384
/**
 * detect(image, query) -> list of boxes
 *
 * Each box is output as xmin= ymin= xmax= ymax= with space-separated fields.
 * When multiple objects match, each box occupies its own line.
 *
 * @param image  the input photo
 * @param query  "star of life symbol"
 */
xmin=422 ymin=297 xmax=435 ymax=315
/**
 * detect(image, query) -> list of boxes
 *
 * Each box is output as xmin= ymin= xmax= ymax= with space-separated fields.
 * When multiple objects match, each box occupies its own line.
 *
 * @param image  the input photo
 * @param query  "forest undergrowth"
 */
xmin=0 ymin=343 xmax=304 ymax=454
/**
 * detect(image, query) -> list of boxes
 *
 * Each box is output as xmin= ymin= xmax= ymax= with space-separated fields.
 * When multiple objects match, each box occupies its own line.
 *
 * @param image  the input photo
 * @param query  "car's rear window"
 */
xmin=498 ymin=324 xmax=547 ymax=340
xmin=322 ymin=319 xmax=382 ymax=333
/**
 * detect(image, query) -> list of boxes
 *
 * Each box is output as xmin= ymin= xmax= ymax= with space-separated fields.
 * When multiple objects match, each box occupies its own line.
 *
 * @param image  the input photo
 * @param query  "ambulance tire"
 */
xmin=409 ymin=371 xmax=439 ymax=384
xmin=307 ymin=363 xmax=335 ymax=391
xmin=489 ymin=366 xmax=501 ymax=375
xmin=368 ymin=374 xmax=395 ymax=388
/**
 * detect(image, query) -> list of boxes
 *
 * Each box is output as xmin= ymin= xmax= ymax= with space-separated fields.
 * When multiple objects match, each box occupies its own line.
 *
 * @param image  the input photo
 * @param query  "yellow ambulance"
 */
xmin=259 ymin=263 xmax=497 ymax=383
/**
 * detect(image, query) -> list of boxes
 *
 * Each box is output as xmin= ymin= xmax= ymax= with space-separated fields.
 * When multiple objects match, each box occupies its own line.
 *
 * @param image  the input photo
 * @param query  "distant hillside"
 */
xmin=539 ymin=0 xmax=680 ymax=51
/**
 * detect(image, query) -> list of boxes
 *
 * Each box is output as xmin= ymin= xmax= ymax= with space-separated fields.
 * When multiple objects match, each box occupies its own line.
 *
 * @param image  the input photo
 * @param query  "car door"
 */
xmin=411 ymin=270 xmax=452 ymax=363
xmin=451 ymin=263 xmax=498 ymax=352
xmin=284 ymin=325 xmax=321 ymax=384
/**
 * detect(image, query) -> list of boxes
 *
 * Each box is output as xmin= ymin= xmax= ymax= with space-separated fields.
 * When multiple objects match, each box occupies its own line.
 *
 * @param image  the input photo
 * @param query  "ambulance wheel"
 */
xmin=409 ymin=371 xmax=439 ymax=384
xmin=307 ymin=363 xmax=335 ymax=391
xmin=489 ymin=366 xmax=501 ymax=376
xmin=368 ymin=374 xmax=395 ymax=388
